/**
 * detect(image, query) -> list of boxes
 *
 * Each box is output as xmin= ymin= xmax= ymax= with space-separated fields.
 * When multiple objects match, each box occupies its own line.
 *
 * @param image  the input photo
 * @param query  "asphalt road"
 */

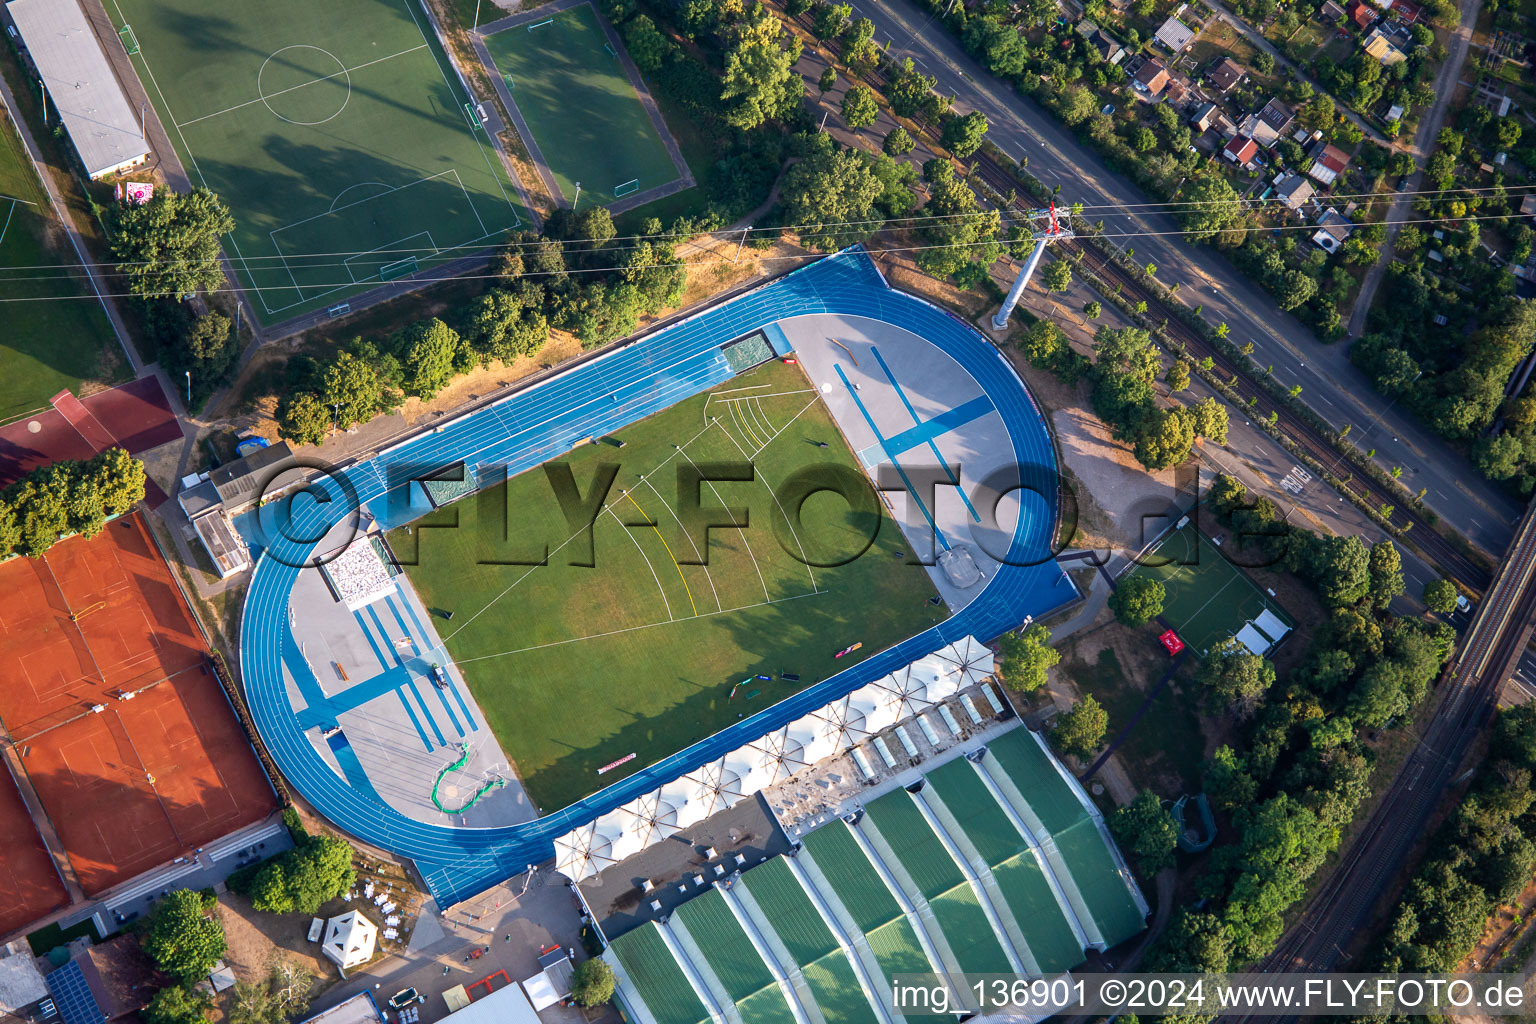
xmin=842 ymin=0 xmax=1522 ymax=554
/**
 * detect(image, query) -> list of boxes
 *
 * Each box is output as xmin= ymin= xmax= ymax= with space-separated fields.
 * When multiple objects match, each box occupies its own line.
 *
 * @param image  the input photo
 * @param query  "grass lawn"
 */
xmin=1065 ymin=646 xmax=1203 ymax=793
xmin=482 ymin=1 xmax=682 ymax=207
xmin=394 ymin=359 xmax=947 ymax=809
xmin=111 ymin=0 xmax=524 ymax=324
xmin=0 ymin=115 xmax=125 ymax=422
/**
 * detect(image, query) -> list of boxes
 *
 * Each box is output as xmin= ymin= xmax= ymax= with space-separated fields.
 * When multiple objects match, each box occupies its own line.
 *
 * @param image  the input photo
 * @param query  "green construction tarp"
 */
xmin=801 ymin=826 xmax=901 ymax=933
xmin=984 ymin=729 xmax=1089 ymax=835
xmin=674 ymin=890 xmax=797 ymax=1024
xmin=1055 ymin=818 xmax=1146 ymax=948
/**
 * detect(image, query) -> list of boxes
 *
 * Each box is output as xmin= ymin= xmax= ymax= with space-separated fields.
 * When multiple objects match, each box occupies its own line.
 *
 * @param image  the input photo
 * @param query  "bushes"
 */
xmin=239 ymin=834 xmax=356 ymax=916
xmin=141 ymin=890 xmax=226 ymax=985
xmin=0 ymin=448 xmax=145 ymax=560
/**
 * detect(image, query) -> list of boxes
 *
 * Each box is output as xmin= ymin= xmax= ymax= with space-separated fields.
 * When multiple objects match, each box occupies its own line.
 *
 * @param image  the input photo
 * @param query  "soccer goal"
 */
xmin=118 ymin=23 xmax=139 ymax=54
xmin=526 ymin=17 xmax=554 ymax=30
xmin=614 ymin=178 xmax=639 ymax=198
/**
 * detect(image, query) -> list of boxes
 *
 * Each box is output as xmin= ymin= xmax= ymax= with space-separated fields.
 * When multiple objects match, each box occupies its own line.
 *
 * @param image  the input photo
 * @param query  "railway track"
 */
xmin=1232 ymin=502 xmax=1536 ymax=1015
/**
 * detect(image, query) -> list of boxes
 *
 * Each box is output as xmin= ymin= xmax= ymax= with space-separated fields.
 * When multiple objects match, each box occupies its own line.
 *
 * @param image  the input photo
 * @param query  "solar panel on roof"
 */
xmin=46 ymin=961 xmax=103 ymax=1024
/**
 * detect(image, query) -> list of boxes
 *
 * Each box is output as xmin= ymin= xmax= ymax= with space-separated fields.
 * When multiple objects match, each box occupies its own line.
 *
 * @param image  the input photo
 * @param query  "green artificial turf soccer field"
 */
xmin=482 ymin=1 xmax=681 ymax=207
xmin=110 ymin=0 xmax=524 ymax=323
xmin=0 ymin=117 xmax=125 ymax=421
xmin=393 ymin=360 xmax=947 ymax=809
xmin=1125 ymin=523 xmax=1292 ymax=657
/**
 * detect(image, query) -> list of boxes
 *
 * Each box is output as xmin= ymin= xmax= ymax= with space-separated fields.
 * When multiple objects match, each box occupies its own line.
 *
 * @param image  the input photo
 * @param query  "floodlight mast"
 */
xmin=991 ymin=202 xmax=1074 ymax=331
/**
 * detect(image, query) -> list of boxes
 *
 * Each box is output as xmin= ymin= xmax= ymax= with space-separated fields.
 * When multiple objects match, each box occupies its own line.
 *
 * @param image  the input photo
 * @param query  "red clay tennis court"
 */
xmin=0 ymin=513 xmax=276 ymax=896
xmin=0 ymin=769 xmax=68 ymax=935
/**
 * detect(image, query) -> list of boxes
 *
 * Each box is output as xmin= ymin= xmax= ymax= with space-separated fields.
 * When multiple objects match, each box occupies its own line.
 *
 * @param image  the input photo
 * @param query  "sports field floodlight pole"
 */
xmin=991 ymin=201 xmax=1074 ymax=332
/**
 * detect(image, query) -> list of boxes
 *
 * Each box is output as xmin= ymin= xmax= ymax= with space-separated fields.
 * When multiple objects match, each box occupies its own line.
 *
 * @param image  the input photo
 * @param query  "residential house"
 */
xmin=1519 ymin=194 xmax=1536 ymax=217
xmin=1364 ymin=28 xmax=1408 ymax=64
xmin=1190 ymin=101 xmax=1222 ymax=132
xmin=1320 ymin=0 xmax=1348 ymax=23
xmin=1385 ymin=103 xmax=1405 ymax=121
xmin=1312 ymin=209 xmax=1354 ymax=252
xmin=1242 ymin=97 xmax=1294 ymax=147
xmin=1276 ymin=173 xmax=1316 ymax=213
xmin=1388 ymin=0 xmax=1421 ymax=22
xmin=1206 ymin=56 xmax=1247 ymax=92
xmin=1163 ymin=75 xmax=1191 ymax=106
xmin=1087 ymin=27 xmax=1127 ymax=63
xmin=1348 ymin=0 xmax=1379 ymax=27
xmin=1134 ymin=58 xmax=1171 ymax=95
xmin=1224 ymin=134 xmax=1261 ymax=168
xmin=1307 ymin=142 xmax=1351 ymax=185
xmin=1154 ymin=15 xmax=1198 ymax=52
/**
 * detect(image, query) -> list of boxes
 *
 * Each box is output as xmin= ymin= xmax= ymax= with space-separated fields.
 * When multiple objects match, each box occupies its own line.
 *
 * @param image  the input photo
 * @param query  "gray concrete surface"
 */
xmin=776 ymin=312 xmax=1070 ymax=612
xmin=284 ymin=538 xmax=534 ymax=829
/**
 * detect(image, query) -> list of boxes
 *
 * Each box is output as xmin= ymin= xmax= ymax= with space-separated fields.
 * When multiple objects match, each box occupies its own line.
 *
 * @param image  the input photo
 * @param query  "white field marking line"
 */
xmin=272 ymin=170 xmax=460 ymax=236
xmin=712 ymin=389 xmax=819 ymax=402
xmin=174 ymin=45 xmax=429 ymax=128
xmin=707 ymin=383 xmax=773 ymax=398
xmin=453 ymin=590 xmax=823 ymax=664
xmin=1179 ymin=570 xmax=1245 ymax=643
xmin=0 ymin=192 xmax=38 ymax=207
xmin=111 ymin=0 xmax=264 ymax=317
xmin=0 ymin=198 xmax=15 ymax=249
xmin=750 ymin=394 xmax=821 ymax=460
xmin=613 ymin=499 xmax=676 ymax=622
xmin=739 ymin=394 xmax=771 ymax=443
xmin=449 ymin=167 xmax=489 ymax=236
xmin=640 ymin=475 xmax=723 ymax=613
xmin=713 ymin=416 xmax=817 ymax=592
xmin=729 ymin=401 xmax=764 ymax=451
xmin=749 ymin=396 xmax=776 ymax=445
xmin=672 ymin=443 xmax=770 ymax=604
xmin=441 ymin=416 xmax=718 ymax=641
xmin=329 ymin=181 xmax=389 ymax=213
xmin=342 ymin=229 xmax=437 ymax=282
xmin=399 ymin=0 xmax=519 ymax=216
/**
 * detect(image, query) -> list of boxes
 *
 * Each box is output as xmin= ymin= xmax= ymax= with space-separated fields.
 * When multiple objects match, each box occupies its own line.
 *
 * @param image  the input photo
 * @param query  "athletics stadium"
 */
xmin=236 ymin=248 xmax=1082 ymax=910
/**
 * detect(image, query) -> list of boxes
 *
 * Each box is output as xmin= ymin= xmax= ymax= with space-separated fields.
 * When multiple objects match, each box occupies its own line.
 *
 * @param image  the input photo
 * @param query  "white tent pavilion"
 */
xmin=849 ymin=684 xmax=900 ymax=734
xmin=554 ymin=822 xmax=616 ymax=882
xmin=813 ymin=697 xmax=869 ymax=750
xmin=904 ymin=653 xmax=958 ymax=700
xmin=720 ymin=748 xmax=761 ymax=799
xmin=625 ymin=791 xmax=680 ymax=849
xmin=874 ymin=670 xmax=934 ymax=721
xmin=656 ymin=777 xmax=703 ymax=829
xmin=935 ymin=635 xmax=996 ymax=687
xmin=786 ymin=713 xmax=838 ymax=764
xmin=593 ymin=804 xmax=646 ymax=862
xmin=321 ymin=910 xmax=378 ymax=969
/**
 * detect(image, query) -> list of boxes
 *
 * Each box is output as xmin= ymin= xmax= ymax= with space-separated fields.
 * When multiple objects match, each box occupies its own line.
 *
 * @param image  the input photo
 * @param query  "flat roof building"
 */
xmin=6 ymin=0 xmax=150 ymax=179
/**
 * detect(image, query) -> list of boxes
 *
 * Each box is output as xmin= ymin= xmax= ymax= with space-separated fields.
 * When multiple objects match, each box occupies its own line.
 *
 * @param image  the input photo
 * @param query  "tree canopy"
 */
xmin=572 ymin=959 xmax=616 ymax=1007
xmin=996 ymin=623 xmax=1059 ymax=692
xmin=1110 ymin=574 xmax=1164 ymax=627
xmin=780 ymin=147 xmax=883 ymax=251
xmin=110 ymin=188 xmax=235 ymax=298
xmin=1053 ymin=694 xmax=1108 ymax=757
xmin=1111 ymin=790 xmax=1180 ymax=874
xmin=142 ymin=890 xmax=227 ymax=985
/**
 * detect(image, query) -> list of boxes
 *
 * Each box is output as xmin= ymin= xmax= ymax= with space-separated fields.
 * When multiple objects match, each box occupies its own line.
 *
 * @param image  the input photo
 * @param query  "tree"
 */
xmin=1040 ymin=258 xmax=1072 ymax=293
xmin=812 ymin=1 xmax=852 ymax=39
xmin=392 ymin=318 xmax=461 ymax=399
xmin=1190 ymin=395 xmax=1229 ymax=444
xmin=882 ymin=126 xmax=914 ymax=156
xmin=1054 ymin=694 xmax=1108 ymax=757
xmin=110 ymin=188 xmax=235 ymax=298
xmin=818 ymin=66 xmax=837 ymax=92
xmin=941 ymin=110 xmax=989 ymax=158
xmin=1084 ymin=300 xmax=1101 ymax=319
xmin=914 ymin=160 xmax=1000 ymax=280
xmin=841 ymin=84 xmax=879 ymax=129
xmin=246 ymin=835 xmax=355 ymax=916
xmin=1110 ymin=574 xmax=1164 ymax=627
xmin=1424 ymin=578 xmax=1459 ymax=614
xmin=1134 ymin=407 xmax=1196 ymax=470
xmin=1179 ymin=176 xmax=1244 ymax=242
xmin=888 ymin=58 xmax=943 ymax=121
xmin=142 ymin=890 xmax=227 ymax=985
xmin=1290 ymin=533 xmax=1371 ymax=607
xmin=276 ymin=391 xmax=332 ymax=446
xmin=720 ymin=8 xmax=804 ymax=130
xmin=1111 ymin=790 xmax=1179 ymax=873
xmin=572 ymin=959 xmax=616 ymax=1008
xmin=996 ymin=624 xmax=1059 ymax=692
xmin=144 ymin=986 xmax=213 ymax=1024
xmin=780 ymin=148 xmax=883 ymax=251
xmin=624 ymin=15 xmax=669 ymax=72
xmin=1166 ymin=359 xmax=1191 ymax=391
xmin=841 ymin=16 xmax=877 ymax=68
xmin=1197 ymin=638 xmax=1276 ymax=714
xmin=1474 ymin=433 xmax=1525 ymax=480
xmin=1367 ymin=539 xmax=1405 ymax=607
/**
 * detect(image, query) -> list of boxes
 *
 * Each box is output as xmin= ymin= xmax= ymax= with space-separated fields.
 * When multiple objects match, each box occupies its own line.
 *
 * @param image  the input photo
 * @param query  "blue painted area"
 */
xmin=238 ymin=248 xmax=1069 ymax=908
xmin=385 ymin=597 xmax=422 ymax=656
xmin=281 ymin=630 xmax=331 ymax=721
xmin=406 ymin=679 xmax=448 ymax=747
xmin=296 ymin=664 xmax=415 ymax=729
xmin=835 ymin=363 xmax=950 ymax=553
xmin=870 ymin=347 xmax=982 ymax=524
xmin=396 ymin=690 xmax=434 ymax=752
xmin=762 ymin=321 xmax=793 ymax=355
xmin=429 ymin=676 xmax=466 ymax=737
xmin=327 ymin=732 xmax=384 ymax=803
xmin=880 ymin=395 xmax=994 ymax=459
xmin=352 ymin=610 xmax=393 ymax=673
xmin=367 ymin=606 xmax=405 ymax=666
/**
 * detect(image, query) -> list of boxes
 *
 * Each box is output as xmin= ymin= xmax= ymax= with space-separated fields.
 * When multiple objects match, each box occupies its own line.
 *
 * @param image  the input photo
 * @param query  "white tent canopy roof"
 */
xmin=935 ymin=635 xmax=995 ymax=687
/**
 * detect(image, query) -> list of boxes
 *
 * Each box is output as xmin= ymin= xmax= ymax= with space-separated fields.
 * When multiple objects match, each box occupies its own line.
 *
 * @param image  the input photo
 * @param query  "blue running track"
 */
xmin=237 ymin=248 xmax=1072 ymax=907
